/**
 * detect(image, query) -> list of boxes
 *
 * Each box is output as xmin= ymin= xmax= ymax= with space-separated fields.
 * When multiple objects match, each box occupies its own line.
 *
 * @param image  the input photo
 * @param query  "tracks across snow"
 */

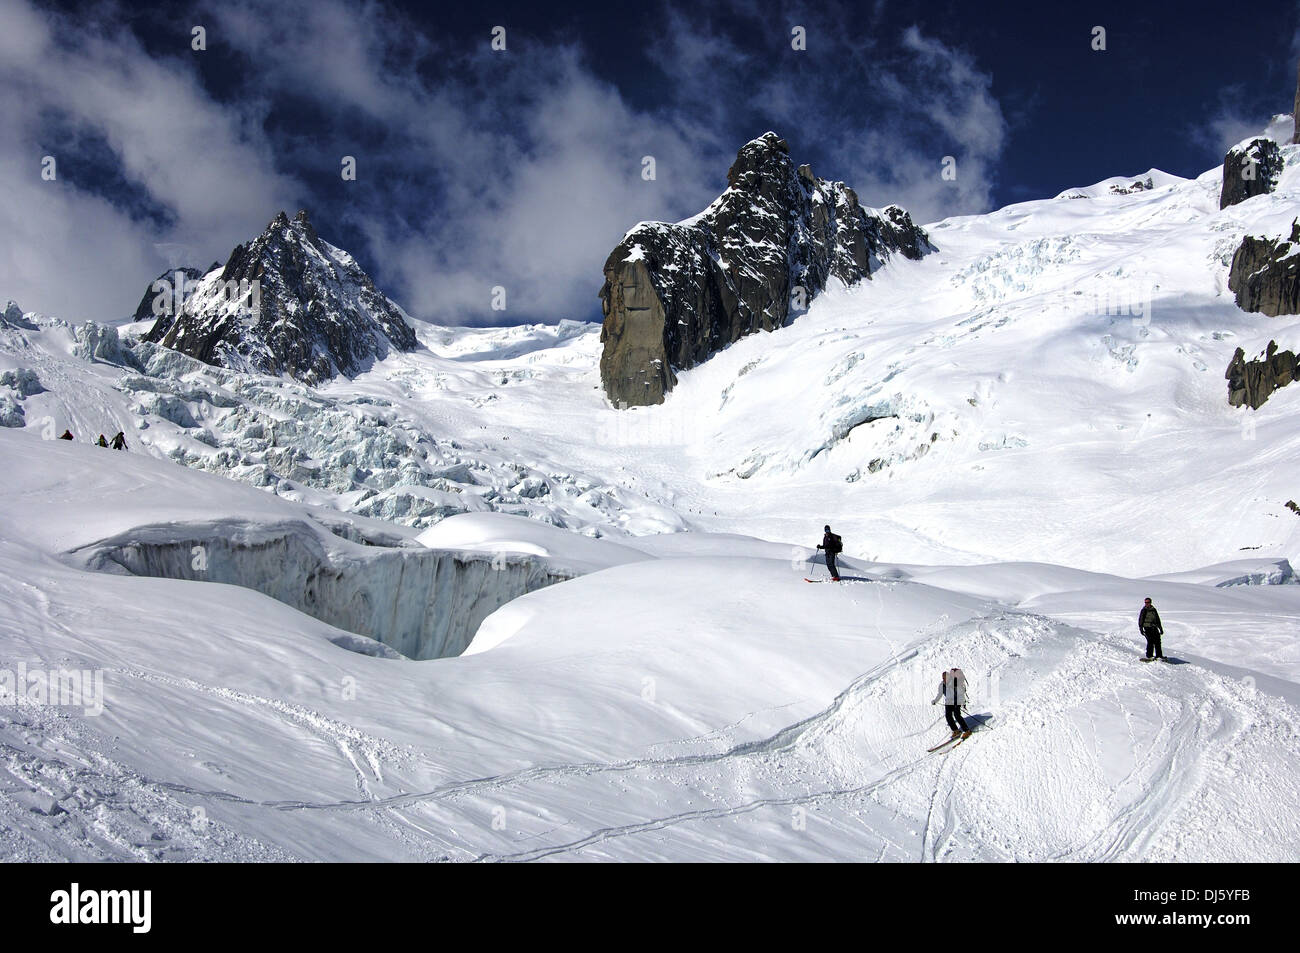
xmin=108 ymin=607 xmax=1294 ymax=862
xmin=5 ymin=594 xmax=1297 ymax=860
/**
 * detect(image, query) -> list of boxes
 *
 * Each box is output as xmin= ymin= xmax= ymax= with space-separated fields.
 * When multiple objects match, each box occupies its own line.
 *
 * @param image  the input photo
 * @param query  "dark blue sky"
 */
xmin=9 ymin=0 xmax=1300 ymax=323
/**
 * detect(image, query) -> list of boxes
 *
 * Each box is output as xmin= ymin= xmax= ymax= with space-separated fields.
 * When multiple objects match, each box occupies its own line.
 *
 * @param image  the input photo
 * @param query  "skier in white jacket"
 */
xmin=931 ymin=668 xmax=971 ymax=738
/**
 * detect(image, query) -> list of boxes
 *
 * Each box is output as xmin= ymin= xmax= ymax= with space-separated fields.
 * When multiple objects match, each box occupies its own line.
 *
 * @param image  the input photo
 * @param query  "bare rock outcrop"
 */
xmin=1226 ymin=340 xmax=1299 ymax=409
xmin=1228 ymin=218 xmax=1300 ymax=316
xmin=1220 ymin=138 xmax=1283 ymax=209
xmin=598 ymin=133 xmax=933 ymax=406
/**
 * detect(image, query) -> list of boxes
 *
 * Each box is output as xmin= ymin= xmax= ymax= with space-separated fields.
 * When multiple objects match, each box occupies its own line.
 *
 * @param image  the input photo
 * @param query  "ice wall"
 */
xmin=72 ymin=519 xmax=572 ymax=659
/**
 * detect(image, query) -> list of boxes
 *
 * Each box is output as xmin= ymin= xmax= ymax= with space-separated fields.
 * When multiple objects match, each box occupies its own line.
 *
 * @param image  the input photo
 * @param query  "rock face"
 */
xmin=132 ymin=265 xmax=215 ymax=321
xmin=145 ymin=210 xmax=417 ymax=384
xmin=1226 ymin=340 xmax=1299 ymax=409
xmin=1220 ymin=138 xmax=1283 ymax=209
xmin=1228 ymin=218 xmax=1300 ymax=316
xmin=598 ymin=132 xmax=934 ymax=406
xmin=1293 ymin=61 xmax=1300 ymax=144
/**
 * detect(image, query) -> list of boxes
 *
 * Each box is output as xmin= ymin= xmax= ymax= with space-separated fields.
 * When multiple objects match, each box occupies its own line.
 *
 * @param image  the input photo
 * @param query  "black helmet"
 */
xmin=824 ymin=524 xmax=831 ymax=532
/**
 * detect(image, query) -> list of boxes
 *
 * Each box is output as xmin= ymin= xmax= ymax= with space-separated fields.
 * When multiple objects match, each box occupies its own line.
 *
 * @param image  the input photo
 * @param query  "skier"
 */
xmin=95 ymin=434 xmax=108 ymax=448
xmin=110 ymin=431 xmax=128 ymax=451
xmin=931 ymin=668 xmax=970 ymax=739
xmin=58 ymin=430 xmax=73 ymax=440
xmin=1139 ymin=597 xmax=1165 ymax=661
xmin=815 ymin=525 xmax=842 ymax=581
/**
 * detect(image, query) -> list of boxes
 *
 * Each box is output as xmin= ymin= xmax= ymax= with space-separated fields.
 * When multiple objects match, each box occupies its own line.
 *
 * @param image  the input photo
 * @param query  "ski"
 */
xmin=804 ymin=578 xmax=839 ymax=583
xmin=927 ymin=736 xmax=960 ymax=753
xmin=941 ymin=732 xmax=975 ymax=753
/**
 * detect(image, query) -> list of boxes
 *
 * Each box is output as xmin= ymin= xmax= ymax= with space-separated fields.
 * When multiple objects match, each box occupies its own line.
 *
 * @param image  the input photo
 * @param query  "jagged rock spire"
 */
xmin=598 ymin=133 xmax=934 ymax=407
xmin=144 ymin=211 xmax=416 ymax=384
xmin=1293 ymin=60 xmax=1300 ymax=144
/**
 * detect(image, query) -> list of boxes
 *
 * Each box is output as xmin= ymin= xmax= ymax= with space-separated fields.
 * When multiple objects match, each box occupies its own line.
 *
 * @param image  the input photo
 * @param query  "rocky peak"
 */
xmin=1220 ymin=137 xmax=1283 ymax=209
xmin=145 ymin=211 xmax=417 ymax=384
xmin=131 ymin=265 xmax=217 ymax=321
xmin=598 ymin=133 xmax=934 ymax=406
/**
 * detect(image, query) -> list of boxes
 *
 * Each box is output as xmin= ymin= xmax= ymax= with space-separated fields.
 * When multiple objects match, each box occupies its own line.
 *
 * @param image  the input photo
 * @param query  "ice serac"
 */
xmin=1228 ymin=218 xmax=1300 ymax=316
xmin=144 ymin=210 xmax=417 ymax=385
xmin=598 ymin=132 xmax=934 ymax=407
xmin=2 ymin=301 xmax=35 ymax=330
xmin=1226 ymin=340 xmax=1299 ymax=409
xmin=1219 ymin=137 xmax=1283 ymax=209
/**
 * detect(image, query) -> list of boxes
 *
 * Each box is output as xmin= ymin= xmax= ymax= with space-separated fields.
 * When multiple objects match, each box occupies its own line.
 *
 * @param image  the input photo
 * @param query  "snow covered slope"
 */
xmin=1 ymin=429 xmax=1297 ymax=861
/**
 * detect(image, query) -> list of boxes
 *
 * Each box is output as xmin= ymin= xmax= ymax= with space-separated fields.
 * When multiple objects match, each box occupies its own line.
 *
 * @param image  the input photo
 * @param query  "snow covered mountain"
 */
xmin=145 ymin=210 xmax=418 ymax=384
xmin=599 ymin=132 xmax=932 ymax=405
xmin=4 ymin=118 xmax=1300 ymax=861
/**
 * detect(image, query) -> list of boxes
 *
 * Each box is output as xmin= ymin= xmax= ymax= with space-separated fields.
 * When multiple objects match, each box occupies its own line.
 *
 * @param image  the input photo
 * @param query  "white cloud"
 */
xmin=0 ymin=0 xmax=1008 ymax=324
xmin=203 ymin=0 xmax=728 ymax=323
xmin=0 ymin=0 xmax=297 ymax=320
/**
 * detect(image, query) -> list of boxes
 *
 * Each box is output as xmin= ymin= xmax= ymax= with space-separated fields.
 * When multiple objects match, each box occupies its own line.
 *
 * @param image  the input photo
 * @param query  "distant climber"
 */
xmin=58 ymin=430 xmax=73 ymax=440
xmin=931 ymin=668 xmax=970 ymax=739
xmin=1139 ymin=597 xmax=1165 ymax=661
xmin=815 ymin=525 xmax=843 ymax=581
xmin=110 ymin=431 xmax=128 ymax=451
xmin=95 ymin=434 xmax=108 ymax=448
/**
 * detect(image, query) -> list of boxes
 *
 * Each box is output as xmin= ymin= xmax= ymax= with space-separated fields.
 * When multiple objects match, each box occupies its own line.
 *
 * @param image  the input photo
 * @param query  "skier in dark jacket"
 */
xmin=815 ymin=525 xmax=842 ymax=581
xmin=1139 ymin=597 xmax=1165 ymax=660
xmin=110 ymin=431 xmax=127 ymax=451
xmin=931 ymin=668 xmax=970 ymax=738
xmin=58 ymin=430 xmax=73 ymax=440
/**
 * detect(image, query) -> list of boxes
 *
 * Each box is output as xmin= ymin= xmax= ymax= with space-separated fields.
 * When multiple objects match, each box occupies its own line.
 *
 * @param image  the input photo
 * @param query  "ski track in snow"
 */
xmin=7 ymin=606 xmax=1280 ymax=863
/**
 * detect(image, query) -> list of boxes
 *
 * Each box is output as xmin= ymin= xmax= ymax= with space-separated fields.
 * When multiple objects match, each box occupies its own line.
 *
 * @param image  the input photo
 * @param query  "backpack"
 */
xmin=826 ymin=533 xmax=842 ymax=554
xmin=950 ymin=668 xmax=967 ymax=704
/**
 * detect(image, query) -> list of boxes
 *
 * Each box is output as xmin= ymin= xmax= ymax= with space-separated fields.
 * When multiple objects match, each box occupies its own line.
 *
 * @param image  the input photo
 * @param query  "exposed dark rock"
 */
xmin=145 ymin=210 xmax=417 ymax=384
xmin=132 ymin=265 xmax=217 ymax=321
xmin=1294 ymin=61 xmax=1300 ymax=144
xmin=1220 ymin=138 xmax=1283 ymax=209
xmin=1228 ymin=218 xmax=1300 ymax=316
xmin=1226 ymin=340 xmax=1299 ymax=409
xmin=598 ymin=132 xmax=934 ymax=406
xmin=1109 ymin=176 xmax=1154 ymax=195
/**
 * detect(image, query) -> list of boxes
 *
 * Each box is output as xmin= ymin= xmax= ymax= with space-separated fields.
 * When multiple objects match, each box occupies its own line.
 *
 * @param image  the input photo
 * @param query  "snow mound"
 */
xmin=416 ymin=512 xmax=650 ymax=574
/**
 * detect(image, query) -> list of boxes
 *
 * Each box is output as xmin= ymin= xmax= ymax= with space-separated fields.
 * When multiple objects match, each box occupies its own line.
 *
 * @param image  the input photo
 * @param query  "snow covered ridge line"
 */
xmin=69 ymin=518 xmax=576 ymax=660
xmin=0 ymin=662 xmax=104 ymax=716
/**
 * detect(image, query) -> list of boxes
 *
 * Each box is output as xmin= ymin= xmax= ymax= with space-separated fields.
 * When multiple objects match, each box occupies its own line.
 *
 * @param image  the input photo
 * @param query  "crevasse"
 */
xmin=71 ymin=519 xmax=571 ymax=660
